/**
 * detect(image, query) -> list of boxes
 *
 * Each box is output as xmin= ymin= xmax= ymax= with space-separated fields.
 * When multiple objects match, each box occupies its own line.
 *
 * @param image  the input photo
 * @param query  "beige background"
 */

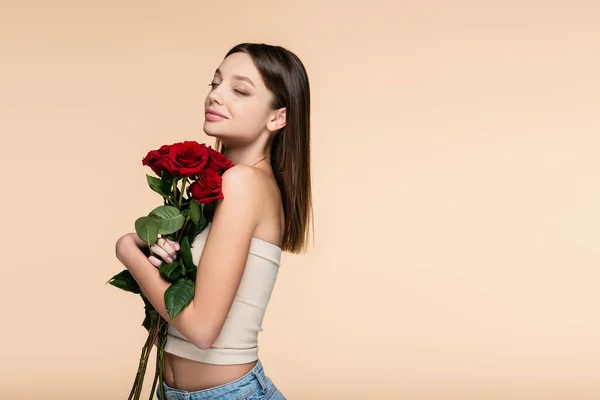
xmin=1 ymin=1 xmax=599 ymax=399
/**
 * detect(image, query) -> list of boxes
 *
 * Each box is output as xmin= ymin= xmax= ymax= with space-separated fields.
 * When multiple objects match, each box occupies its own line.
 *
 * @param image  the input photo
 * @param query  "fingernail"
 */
xmin=167 ymin=257 xmax=172 ymax=263
xmin=174 ymin=244 xmax=180 ymax=250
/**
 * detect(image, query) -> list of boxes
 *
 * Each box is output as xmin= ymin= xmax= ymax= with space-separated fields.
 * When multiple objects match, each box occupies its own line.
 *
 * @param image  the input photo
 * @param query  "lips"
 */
xmin=205 ymin=109 xmax=227 ymax=119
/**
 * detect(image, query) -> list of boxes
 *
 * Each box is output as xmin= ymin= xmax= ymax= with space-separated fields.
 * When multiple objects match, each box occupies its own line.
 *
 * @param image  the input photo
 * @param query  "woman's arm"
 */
xmin=126 ymin=232 xmax=149 ymax=250
xmin=114 ymin=164 xmax=262 ymax=350
xmin=187 ymin=165 xmax=261 ymax=348
xmin=115 ymin=234 xmax=206 ymax=347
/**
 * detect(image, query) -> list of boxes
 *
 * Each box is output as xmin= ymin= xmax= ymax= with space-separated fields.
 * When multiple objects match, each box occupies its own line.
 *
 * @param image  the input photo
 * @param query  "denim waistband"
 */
xmin=157 ymin=359 xmax=268 ymax=400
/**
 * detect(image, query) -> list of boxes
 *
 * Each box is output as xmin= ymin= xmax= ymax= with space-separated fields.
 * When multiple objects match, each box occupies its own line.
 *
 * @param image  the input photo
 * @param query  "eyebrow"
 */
xmin=215 ymin=68 xmax=255 ymax=88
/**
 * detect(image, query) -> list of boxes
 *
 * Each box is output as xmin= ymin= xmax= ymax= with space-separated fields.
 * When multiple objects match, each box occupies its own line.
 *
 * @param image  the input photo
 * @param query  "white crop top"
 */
xmin=164 ymin=222 xmax=282 ymax=365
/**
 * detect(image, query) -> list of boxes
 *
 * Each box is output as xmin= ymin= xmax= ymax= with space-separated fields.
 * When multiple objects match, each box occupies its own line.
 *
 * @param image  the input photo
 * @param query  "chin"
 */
xmin=203 ymin=129 xmax=215 ymax=138
xmin=203 ymin=128 xmax=230 ymax=147
xmin=202 ymin=124 xmax=219 ymax=138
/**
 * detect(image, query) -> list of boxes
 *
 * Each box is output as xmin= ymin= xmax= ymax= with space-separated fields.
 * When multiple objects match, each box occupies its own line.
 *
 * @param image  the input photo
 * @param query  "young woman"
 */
xmin=115 ymin=42 xmax=313 ymax=399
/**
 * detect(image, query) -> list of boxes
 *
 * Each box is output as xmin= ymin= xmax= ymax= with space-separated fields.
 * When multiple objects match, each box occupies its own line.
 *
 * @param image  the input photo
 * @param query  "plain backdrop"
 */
xmin=1 ymin=1 xmax=599 ymax=399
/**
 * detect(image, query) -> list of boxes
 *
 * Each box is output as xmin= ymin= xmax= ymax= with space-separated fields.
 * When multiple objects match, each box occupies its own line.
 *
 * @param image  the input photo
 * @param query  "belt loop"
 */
xmin=251 ymin=369 xmax=268 ymax=393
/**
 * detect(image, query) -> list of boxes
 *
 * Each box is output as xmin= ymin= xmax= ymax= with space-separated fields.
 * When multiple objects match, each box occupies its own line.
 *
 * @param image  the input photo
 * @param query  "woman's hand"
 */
xmin=148 ymin=237 xmax=180 ymax=268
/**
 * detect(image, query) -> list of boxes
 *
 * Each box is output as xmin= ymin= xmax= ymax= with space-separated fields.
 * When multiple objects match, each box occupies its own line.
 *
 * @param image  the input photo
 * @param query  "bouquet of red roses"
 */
xmin=107 ymin=140 xmax=233 ymax=400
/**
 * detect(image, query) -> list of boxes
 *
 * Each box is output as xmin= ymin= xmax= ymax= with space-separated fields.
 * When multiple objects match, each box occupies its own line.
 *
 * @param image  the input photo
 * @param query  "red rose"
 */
xmin=205 ymin=145 xmax=235 ymax=173
xmin=142 ymin=141 xmax=214 ymax=178
xmin=168 ymin=141 xmax=210 ymax=178
xmin=187 ymin=169 xmax=224 ymax=204
xmin=141 ymin=144 xmax=177 ymax=177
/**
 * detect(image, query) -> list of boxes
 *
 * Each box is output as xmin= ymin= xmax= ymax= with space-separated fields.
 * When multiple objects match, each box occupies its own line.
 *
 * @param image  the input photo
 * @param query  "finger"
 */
xmin=150 ymin=244 xmax=173 ymax=263
xmin=167 ymin=239 xmax=180 ymax=251
xmin=157 ymin=237 xmax=178 ymax=258
xmin=148 ymin=256 xmax=162 ymax=267
xmin=162 ymin=238 xmax=179 ymax=259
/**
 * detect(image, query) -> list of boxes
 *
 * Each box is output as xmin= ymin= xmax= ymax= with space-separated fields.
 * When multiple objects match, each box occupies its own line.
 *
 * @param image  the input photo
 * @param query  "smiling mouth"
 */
xmin=205 ymin=112 xmax=227 ymax=121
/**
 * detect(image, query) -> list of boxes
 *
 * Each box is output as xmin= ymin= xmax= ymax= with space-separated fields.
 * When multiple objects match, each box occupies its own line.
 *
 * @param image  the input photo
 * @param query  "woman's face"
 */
xmin=203 ymin=52 xmax=276 ymax=146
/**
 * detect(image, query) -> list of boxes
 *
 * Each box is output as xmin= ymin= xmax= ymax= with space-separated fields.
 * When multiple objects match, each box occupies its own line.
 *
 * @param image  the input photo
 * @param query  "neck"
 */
xmin=222 ymin=141 xmax=272 ymax=168
xmin=225 ymin=150 xmax=263 ymax=167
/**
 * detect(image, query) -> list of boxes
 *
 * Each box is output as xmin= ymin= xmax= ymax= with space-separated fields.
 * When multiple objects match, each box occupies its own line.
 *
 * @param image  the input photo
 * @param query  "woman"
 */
xmin=115 ymin=42 xmax=313 ymax=399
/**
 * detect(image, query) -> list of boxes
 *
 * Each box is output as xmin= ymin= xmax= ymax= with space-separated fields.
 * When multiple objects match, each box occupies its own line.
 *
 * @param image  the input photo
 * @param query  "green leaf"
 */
xmin=160 ymin=170 xmax=174 ymax=193
xmin=188 ymin=268 xmax=197 ymax=282
xmin=161 ymin=169 xmax=174 ymax=184
xmin=106 ymin=270 xmax=140 ymax=294
xmin=188 ymin=219 xmax=208 ymax=242
xmin=159 ymin=260 xmax=182 ymax=281
xmin=142 ymin=308 xmax=159 ymax=332
xmin=140 ymin=245 xmax=151 ymax=258
xmin=180 ymin=236 xmax=195 ymax=273
xmin=188 ymin=200 xmax=202 ymax=225
xmin=135 ymin=216 xmax=159 ymax=246
xmin=147 ymin=174 xmax=168 ymax=198
xmin=165 ymin=278 xmax=195 ymax=319
xmin=141 ymin=292 xmax=153 ymax=309
xmin=203 ymin=203 xmax=216 ymax=222
xmin=149 ymin=205 xmax=185 ymax=235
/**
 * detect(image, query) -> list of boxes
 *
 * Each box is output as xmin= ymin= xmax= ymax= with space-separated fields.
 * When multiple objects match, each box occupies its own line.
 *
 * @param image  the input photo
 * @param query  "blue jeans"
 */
xmin=155 ymin=359 xmax=286 ymax=399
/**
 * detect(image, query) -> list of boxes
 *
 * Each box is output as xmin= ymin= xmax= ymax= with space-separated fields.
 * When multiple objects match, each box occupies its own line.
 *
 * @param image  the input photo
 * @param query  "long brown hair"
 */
xmin=213 ymin=43 xmax=313 ymax=254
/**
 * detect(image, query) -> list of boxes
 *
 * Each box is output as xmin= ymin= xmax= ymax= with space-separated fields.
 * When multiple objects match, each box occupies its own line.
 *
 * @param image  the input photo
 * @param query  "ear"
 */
xmin=267 ymin=107 xmax=286 ymax=132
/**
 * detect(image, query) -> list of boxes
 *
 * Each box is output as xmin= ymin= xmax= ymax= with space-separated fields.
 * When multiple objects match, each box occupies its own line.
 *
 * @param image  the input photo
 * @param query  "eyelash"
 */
xmin=208 ymin=82 xmax=247 ymax=96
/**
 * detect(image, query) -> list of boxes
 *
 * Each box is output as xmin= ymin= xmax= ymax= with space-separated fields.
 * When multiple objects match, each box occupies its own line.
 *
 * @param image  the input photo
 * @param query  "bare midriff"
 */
xmin=162 ymin=351 xmax=257 ymax=392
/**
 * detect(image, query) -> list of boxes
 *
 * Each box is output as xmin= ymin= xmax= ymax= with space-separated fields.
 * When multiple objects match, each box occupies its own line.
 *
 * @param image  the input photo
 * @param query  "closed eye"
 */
xmin=208 ymin=82 xmax=248 ymax=96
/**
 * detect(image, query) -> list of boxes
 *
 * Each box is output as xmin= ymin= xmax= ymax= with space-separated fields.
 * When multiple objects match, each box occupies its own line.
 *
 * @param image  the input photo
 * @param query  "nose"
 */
xmin=207 ymin=86 xmax=223 ymax=105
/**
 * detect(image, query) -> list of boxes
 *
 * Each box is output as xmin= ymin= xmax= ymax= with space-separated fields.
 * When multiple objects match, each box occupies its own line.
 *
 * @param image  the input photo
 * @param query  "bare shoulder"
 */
xmin=220 ymin=164 xmax=277 ymax=203
xmin=220 ymin=164 xmax=283 ymax=246
xmin=220 ymin=164 xmax=263 ymax=201
xmin=218 ymin=164 xmax=265 ymax=224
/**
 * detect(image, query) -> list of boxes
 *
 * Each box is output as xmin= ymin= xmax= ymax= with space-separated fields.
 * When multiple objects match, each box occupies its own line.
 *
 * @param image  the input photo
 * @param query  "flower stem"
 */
xmin=149 ymin=318 xmax=168 ymax=400
xmin=171 ymin=179 xmax=178 ymax=206
xmin=149 ymin=344 xmax=160 ymax=399
xmin=179 ymin=177 xmax=188 ymax=209
xmin=159 ymin=320 xmax=169 ymax=399
xmin=127 ymin=325 xmax=153 ymax=399
xmin=177 ymin=216 xmax=190 ymax=243
xmin=136 ymin=324 xmax=157 ymax=398
xmin=127 ymin=316 xmax=162 ymax=400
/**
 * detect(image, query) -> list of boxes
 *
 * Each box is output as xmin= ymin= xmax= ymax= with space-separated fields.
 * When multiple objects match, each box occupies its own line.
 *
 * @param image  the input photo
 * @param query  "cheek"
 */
xmin=248 ymin=111 xmax=269 ymax=132
xmin=233 ymin=103 xmax=263 ymax=125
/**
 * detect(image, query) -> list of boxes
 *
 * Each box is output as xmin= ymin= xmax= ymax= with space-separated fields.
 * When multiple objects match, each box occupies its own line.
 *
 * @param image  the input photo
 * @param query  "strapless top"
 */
xmin=163 ymin=222 xmax=282 ymax=365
